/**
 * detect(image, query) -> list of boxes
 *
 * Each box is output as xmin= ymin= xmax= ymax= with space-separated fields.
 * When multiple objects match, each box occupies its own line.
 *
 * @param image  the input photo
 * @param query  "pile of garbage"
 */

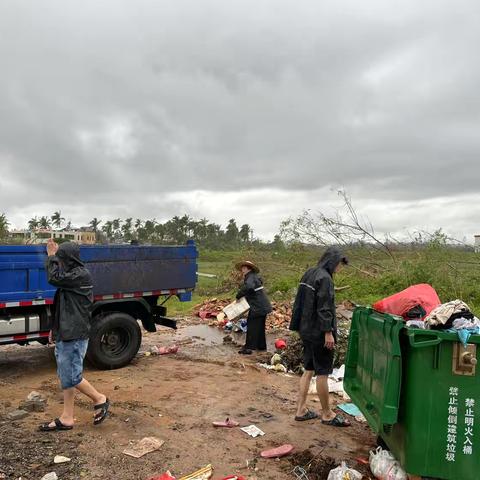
xmin=266 ymin=301 xmax=293 ymax=330
xmin=193 ymin=298 xmax=231 ymax=320
xmin=193 ymin=297 xmax=294 ymax=331
xmin=194 ymin=298 xmax=354 ymax=338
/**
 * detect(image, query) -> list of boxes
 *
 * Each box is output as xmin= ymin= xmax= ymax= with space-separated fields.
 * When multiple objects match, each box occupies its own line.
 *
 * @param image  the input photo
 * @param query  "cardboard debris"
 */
xmin=123 ymin=437 xmax=165 ymax=458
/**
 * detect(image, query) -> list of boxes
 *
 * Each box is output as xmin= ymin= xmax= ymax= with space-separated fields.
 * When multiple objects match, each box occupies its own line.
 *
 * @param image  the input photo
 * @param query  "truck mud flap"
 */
xmin=152 ymin=315 xmax=177 ymax=330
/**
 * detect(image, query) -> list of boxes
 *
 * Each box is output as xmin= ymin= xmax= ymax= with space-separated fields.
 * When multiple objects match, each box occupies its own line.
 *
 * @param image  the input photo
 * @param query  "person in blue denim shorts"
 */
xmin=40 ymin=240 xmax=109 ymax=432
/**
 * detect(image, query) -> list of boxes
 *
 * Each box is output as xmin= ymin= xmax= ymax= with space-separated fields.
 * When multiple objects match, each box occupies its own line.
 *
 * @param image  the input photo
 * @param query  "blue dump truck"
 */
xmin=0 ymin=241 xmax=198 ymax=369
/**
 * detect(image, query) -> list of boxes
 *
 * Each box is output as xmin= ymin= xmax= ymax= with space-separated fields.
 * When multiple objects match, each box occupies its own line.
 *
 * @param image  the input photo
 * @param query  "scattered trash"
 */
xmin=406 ymin=320 xmax=425 ymax=329
xmin=7 ymin=409 xmax=29 ymax=421
xmin=41 ymin=473 xmax=58 ymax=480
xmin=212 ymin=418 xmax=239 ymax=428
xmin=159 ymin=345 xmax=179 ymax=355
xmin=337 ymin=403 xmax=362 ymax=417
xmin=260 ymin=444 xmax=294 ymax=458
xmin=270 ymin=353 xmax=283 ymax=365
xmin=147 ymin=472 xmax=176 ymax=480
xmin=150 ymin=345 xmax=179 ymax=355
xmin=330 ymin=365 xmax=345 ymax=381
xmin=219 ymin=476 xmax=246 ymax=480
xmin=53 ymin=455 xmax=71 ymax=464
xmin=354 ymin=414 xmax=367 ymax=423
xmin=241 ymin=425 xmax=265 ymax=438
xmin=258 ymin=363 xmax=288 ymax=373
xmin=292 ymin=466 xmax=309 ymax=480
xmin=327 ymin=461 xmax=362 ymax=480
xmin=178 ymin=464 xmax=213 ymax=480
xmin=123 ymin=437 xmax=165 ymax=458
xmin=369 ymin=447 xmax=407 ymax=480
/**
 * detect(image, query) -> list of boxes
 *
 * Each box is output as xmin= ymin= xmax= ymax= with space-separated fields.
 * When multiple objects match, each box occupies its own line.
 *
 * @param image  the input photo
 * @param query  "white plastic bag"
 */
xmin=369 ymin=447 xmax=407 ymax=480
xmin=327 ymin=461 xmax=362 ymax=480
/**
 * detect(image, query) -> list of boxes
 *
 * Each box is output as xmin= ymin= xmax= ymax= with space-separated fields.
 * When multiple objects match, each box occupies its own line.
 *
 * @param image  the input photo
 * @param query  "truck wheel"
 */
xmin=87 ymin=312 xmax=142 ymax=369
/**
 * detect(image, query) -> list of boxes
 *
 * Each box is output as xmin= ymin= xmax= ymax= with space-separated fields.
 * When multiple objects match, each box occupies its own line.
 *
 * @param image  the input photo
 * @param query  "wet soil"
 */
xmin=0 ymin=320 xmax=374 ymax=479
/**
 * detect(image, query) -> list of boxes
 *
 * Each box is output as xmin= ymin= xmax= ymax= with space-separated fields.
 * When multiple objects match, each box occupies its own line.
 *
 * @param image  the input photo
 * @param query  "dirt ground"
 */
xmin=0 ymin=320 xmax=375 ymax=480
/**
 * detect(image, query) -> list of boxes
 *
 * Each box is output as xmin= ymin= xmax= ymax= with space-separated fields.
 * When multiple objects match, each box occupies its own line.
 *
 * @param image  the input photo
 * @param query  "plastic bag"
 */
xmin=369 ymin=447 xmax=407 ymax=480
xmin=327 ymin=461 xmax=362 ymax=480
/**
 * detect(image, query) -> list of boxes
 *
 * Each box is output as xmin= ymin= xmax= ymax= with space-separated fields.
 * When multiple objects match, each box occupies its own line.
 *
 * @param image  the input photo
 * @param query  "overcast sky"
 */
xmin=1 ymin=0 xmax=479 ymax=241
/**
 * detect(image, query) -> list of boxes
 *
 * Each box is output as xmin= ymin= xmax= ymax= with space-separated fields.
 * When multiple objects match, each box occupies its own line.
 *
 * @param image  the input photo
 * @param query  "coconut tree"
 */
xmin=89 ymin=218 xmax=102 ymax=233
xmin=38 ymin=216 xmax=51 ymax=229
xmin=28 ymin=217 xmax=40 ymax=231
xmin=51 ymin=211 xmax=65 ymax=229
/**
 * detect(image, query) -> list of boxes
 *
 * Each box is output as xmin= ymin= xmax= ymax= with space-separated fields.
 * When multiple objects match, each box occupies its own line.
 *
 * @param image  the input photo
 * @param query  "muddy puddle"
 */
xmin=172 ymin=323 xmax=279 ymax=350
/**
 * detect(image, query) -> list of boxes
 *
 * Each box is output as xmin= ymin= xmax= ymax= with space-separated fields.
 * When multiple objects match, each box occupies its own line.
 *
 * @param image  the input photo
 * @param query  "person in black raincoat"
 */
xmin=290 ymin=247 xmax=350 ymax=427
xmin=236 ymin=261 xmax=272 ymax=355
xmin=39 ymin=240 xmax=110 ymax=432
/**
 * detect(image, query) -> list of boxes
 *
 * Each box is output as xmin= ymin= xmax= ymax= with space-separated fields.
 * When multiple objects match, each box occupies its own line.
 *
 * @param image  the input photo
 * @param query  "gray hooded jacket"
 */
xmin=46 ymin=242 xmax=93 ymax=341
xmin=289 ymin=247 xmax=346 ymax=343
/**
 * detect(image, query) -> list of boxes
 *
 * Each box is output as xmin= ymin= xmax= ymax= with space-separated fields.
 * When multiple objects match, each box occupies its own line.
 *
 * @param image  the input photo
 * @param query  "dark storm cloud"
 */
xmin=1 ymin=0 xmax=480 ymax=237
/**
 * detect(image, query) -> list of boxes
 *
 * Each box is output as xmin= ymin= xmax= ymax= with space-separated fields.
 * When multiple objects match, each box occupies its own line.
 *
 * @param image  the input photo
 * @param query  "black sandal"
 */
xmin=322 ymin=414 xmax=351 ymax=427
xmin=238 ymin=348 xmax=252 ymax=355
xmin=295 ymin=409 xmax=318 ymax=422
xmin=93 ymin=398 xmax=110 ymax=425
xmin=39 ymin=417 xmax=73 ymax=432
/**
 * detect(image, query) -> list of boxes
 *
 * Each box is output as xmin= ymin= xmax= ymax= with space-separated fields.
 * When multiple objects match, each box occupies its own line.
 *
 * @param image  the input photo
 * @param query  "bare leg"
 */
xmin=295 ymin=370 xmax=314 ymax=417
xmin=46 ymin=387 xmax=75 ymax=428
xmin=75 ymin=378 xmax=106 ymax=405
xmin=316 ymin=375 xmax=335 ymax=421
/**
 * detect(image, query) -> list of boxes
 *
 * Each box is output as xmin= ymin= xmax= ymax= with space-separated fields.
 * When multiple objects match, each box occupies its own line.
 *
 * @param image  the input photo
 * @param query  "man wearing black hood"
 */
xmin=40 ymin=240 xmax=109 ymax=432
xmin=290 ymin=246 xmax=350 ymax=427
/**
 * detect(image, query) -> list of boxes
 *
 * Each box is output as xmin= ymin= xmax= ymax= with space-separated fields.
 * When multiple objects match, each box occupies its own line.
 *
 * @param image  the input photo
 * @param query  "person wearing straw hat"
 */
xmin=235 ymin=260 xmax=272 ymax=355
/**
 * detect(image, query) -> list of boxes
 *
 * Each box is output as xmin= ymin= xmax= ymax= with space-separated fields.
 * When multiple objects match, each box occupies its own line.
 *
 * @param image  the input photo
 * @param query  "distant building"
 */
xmin=475 ymin=235 xmax=480 ymax=253
xmin=9 ymin=228 xmax=96 ymax=245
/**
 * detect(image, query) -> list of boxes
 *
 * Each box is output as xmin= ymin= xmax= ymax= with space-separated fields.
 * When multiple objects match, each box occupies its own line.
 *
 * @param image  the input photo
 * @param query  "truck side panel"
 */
xmin=0 ymin=243 xmax=198 ymax=304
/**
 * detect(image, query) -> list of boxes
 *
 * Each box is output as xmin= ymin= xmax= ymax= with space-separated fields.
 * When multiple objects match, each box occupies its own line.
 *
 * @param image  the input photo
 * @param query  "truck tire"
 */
xmin=87 ymin=312 xmax=142 ymax=369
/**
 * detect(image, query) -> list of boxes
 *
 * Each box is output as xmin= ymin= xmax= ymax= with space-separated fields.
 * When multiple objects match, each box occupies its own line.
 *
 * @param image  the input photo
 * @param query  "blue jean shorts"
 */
xmin=55 ymin=339 xmax=89 ymax=389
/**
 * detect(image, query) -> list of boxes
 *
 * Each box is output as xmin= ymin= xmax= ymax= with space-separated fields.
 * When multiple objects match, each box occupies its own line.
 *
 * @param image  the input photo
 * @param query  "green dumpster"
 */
xmin=344 ymin=306 xmax=480 ymax=480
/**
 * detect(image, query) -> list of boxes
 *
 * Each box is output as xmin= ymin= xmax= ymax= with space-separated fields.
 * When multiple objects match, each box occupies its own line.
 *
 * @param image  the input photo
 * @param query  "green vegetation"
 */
xmin=169 ymin=243 xmax=480 ymax=316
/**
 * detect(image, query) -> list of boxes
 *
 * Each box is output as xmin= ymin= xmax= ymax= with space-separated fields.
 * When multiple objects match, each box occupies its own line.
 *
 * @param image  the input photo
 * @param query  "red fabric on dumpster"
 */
xmin=372 ymin=284 xmax=441 ymax=320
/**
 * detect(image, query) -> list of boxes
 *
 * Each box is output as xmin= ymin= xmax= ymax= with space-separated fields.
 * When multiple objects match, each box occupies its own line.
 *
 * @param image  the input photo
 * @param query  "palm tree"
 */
xmin=122 ymin=218 xmax=133 ymax=241
xmin=28 ymin=217 xmax=40 ymax=231
xmin=51 ymin=211 xmax=65 ymax=229
xmin=135 ymin=218 xmax=143 ymax=230
xmin=102 ymin=221 xmax=114 ymax=241
xmin=0 ymin=213 xmax=9 ymax=239
xmin=38 ymin=216 xmax=51 ymax=229
xmin=89 ymin=218 xmax=102 ymax=233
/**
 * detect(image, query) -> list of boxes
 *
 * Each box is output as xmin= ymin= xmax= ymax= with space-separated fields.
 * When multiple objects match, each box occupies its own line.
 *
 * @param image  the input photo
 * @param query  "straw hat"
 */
xmin=235 ymin=260 xmax=259 ymax=273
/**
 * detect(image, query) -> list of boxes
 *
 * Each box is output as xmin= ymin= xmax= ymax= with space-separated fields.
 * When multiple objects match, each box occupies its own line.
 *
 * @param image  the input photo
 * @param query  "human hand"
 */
xmin=46 ymin=238 xmax=59 ymax=256
xmin=325 ymin=332 xmax=335 ymax=350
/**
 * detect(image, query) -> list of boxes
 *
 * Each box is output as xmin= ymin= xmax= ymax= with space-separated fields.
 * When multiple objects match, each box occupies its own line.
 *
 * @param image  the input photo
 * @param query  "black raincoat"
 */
xmin=46 ymin=242 xmax=93 ymax=341
xmin=236 ymin=271 xmax=272 ymax=351
xmin=290 ymin=247 xmax=346 ymax=343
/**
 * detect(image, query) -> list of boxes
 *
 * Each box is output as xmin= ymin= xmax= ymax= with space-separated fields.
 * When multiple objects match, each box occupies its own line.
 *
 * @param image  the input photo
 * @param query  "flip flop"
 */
xmin=93 ymin=398 xmax=110 ymax=425
xmin=322 ymin=414 xmax=351 ymax=427
xmin=39 ymin=418 xmax=73 ymax=432
xmin=294 ymin=409 xmax=318 ymax=422
xmin=261 ymin=444 xmax=294 ymax=458
xmin=212 ymin=418 xmax=240 ymax=428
